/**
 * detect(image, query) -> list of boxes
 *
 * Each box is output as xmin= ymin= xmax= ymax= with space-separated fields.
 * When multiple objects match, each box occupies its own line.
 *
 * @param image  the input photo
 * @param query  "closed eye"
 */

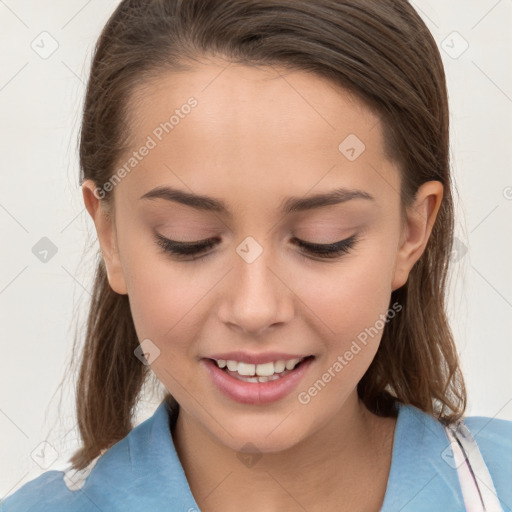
xmin=291 ymin=234 xmax=359 ymax=259
xmin=154 ymin=232 xmax=359 ymax=261
xmin=154 ymin=233 xmax=220 ymax=259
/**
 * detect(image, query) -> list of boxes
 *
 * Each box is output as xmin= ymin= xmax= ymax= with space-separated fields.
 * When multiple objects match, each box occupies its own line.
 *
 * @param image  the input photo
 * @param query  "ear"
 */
xmin=391 ymin=180 xmax=444 ymax=291
xmin=82 ymin=179 xmax=128 ymax=295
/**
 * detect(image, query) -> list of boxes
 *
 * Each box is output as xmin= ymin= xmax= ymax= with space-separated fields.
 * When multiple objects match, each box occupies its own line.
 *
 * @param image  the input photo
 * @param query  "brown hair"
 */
xmin=69 ymin=0 xmax=466 ymax=470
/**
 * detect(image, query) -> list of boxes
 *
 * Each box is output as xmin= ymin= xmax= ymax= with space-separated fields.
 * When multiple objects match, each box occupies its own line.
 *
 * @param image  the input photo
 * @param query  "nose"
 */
xmin=217 ymin=239 xmax=294 ymax=336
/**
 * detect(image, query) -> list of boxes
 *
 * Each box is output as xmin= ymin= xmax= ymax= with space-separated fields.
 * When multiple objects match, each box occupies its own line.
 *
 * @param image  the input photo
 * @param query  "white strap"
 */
xmin=445 ymin=422 xmax=504 ymax=512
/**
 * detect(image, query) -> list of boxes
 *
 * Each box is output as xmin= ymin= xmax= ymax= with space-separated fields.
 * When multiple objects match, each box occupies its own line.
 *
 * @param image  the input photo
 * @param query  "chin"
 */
xmin=227 ymin=431 xmax=303 ymax=455
xmin=206 ymin=413 xmax=310 ymax=454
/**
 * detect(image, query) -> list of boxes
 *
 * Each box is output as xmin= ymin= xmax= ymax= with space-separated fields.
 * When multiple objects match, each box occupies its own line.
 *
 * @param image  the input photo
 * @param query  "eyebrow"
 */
xmin=139 ymin=185 xmax=374 ymax=216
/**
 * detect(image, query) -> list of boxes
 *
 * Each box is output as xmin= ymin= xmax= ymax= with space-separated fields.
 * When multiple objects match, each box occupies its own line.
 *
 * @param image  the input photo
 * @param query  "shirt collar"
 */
xmin=74 ymin=397 xmax=202 ymax=511
xmin=380 ymin=402 xmax=465 ymax=511
xmin=72 ymin=398 xmax=464 ymax=511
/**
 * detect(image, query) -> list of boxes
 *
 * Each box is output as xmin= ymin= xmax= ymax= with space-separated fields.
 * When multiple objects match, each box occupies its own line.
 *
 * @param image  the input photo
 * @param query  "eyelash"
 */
xmin=154 ymin=232 xmax=359 ymax=262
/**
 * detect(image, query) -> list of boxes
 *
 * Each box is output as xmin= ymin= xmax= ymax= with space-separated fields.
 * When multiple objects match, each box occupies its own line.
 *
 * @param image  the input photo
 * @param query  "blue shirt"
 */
xmin=2 ymin=399 xmax=511 ymax=511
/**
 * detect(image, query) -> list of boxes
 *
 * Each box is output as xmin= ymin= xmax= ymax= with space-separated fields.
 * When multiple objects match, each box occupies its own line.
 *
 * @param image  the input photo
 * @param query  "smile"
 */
xmin=213 ymin=357 xmax=306 ymax=382
xmin=202 ymin=355 xmax=315 ymax=404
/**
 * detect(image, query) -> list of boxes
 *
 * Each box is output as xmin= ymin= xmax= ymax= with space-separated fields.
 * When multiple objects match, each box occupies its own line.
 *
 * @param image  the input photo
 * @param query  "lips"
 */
xmin=201 ymin=355 xmax=315 ymax=405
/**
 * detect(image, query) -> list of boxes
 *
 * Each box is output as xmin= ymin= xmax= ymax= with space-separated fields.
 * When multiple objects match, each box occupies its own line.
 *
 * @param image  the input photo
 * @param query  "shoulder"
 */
xmin=464 ymin=412 xmax=512 ymax=451
xmin=380 ymin=403 xmax=512 ymax=512
xmin=1 ymin=399 xmax=200 ymax=512
xmin=463 ymin=411 xmax=512 ymax=502
xmin=397 ymin=403 xmax=512 ymax=461
xmin=0 ymin=403 xmax=163 ymax=512
xmin=0 ymin=470 xmax=72 ymax=512
xmin=0 ymin=444 xmax=126 ymax=512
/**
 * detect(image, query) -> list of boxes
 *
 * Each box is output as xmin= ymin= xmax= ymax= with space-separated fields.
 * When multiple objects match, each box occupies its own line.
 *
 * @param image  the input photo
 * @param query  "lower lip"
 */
xmin=201 ymin=357 xmax=315 ymax=405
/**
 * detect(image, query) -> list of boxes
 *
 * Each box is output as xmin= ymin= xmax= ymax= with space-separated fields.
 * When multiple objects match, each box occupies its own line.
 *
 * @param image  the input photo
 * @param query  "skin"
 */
xmin=82 ymin=58 xmax=443 ymax=512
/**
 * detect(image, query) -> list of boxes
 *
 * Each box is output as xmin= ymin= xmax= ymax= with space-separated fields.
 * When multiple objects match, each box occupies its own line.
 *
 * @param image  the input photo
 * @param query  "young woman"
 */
xmin=2 ymin=1 xmax=511 ymax=511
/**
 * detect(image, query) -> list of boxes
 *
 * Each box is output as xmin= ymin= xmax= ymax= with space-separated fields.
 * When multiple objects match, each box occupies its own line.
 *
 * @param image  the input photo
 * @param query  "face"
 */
xmin=83 ymin=58 xmax=442 ymax=453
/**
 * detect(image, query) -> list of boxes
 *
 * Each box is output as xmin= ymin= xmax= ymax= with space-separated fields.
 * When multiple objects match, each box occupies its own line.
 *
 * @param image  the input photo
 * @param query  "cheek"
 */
xmin=291 ymin=253 xmax=396 ymax=408
xmin=123 ymin=256 xmax=208 ymax=392
xmin=118 ymin=238 xmax=202 ymax=348
xmin=294 ymin=251 xmax=395 ymax=341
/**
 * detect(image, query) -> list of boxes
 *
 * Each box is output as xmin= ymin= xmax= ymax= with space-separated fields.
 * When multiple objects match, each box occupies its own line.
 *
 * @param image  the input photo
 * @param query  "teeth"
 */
xmin=253 ymin=361 xmax=274 ymax=376
xmin=285 ymin=358 xmax=301 ymax=370
xmin=226 ymin=360 xmax=238 ymax=371
xmin=234 ymin=373 xmax=284 ymax=383
xmin=273 ymin=360 xmax=286 ymax=373
xmin=237 ymin=362 xmax=256 ymax=376
xmin=214 ymin=357 xmax=305 ymax=376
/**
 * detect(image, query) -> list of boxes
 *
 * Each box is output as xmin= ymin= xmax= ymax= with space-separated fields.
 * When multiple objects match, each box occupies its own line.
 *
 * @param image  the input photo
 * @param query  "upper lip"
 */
xmin=205 ymin=351 xmax=313 ymax=365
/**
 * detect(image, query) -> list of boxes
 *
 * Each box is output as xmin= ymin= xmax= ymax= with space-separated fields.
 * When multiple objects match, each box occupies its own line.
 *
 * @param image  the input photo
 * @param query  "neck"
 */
xmin=172 ymin=391 xmax=397 ymax=512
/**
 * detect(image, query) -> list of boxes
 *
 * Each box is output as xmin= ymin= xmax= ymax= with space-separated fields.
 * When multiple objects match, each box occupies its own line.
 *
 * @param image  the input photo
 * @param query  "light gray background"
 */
xmin=1 ymin=0 xmax=511 ymax=499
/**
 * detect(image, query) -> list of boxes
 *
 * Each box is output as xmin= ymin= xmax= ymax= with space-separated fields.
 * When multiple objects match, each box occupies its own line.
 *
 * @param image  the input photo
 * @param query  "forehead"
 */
xmin=128 ymin=59 xmax=382 ymax=146
xmin=117 ymin=59 xmax=399 ymax=212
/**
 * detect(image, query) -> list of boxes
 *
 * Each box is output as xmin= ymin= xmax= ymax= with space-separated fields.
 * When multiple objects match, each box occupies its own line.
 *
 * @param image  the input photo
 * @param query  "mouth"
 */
xmin=210 ymin=355 xmax=314 ymax=383
xmin=201 ymin=355 xmax=315 ymax=405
